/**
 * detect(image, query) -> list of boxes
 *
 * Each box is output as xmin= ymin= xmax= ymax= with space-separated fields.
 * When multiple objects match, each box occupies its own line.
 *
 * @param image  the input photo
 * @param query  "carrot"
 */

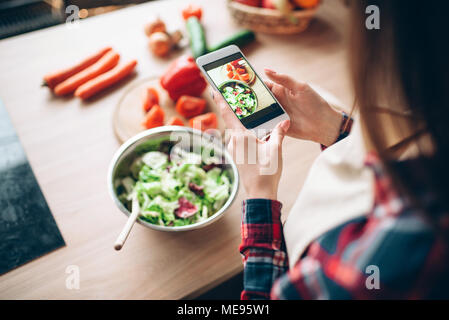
xmin=54 ymin=51 xmax=120 ymax=96
xmin=75 ymin=60 xmax=137 ymax=100
xmin=143 ymin=104 xmax=165 ymax=129
xmin=166 ymin=116 xmax=184 ymax=126
xmin=43 ymin=47 xmax=112 ymax=90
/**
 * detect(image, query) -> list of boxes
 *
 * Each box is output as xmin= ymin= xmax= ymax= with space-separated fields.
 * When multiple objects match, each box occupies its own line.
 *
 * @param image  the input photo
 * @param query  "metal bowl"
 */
xmin=107 ymin=126 xmax=239 ymax=232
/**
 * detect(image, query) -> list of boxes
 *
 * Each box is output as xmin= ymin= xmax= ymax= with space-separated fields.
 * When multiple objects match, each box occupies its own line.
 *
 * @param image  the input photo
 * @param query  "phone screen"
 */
xmin=203 ymin=52 xmax=285 ymax=129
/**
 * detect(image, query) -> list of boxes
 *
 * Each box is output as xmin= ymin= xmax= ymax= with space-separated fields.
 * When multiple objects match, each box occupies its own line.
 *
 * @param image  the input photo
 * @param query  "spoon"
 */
xmin=114 ymin=195 xmax=139 ymax=250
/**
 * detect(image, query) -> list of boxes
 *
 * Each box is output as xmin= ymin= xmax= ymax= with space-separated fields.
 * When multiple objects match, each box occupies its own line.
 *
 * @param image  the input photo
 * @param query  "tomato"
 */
xmin=182 ymin=4 xmax=203 ymax=21
xmin=293 ymin=0 xmax=320 ymax=9
xmin=189 ymin=112 xmax=218 ymax=131
xmin=226 ymin=64 xmax=232 ymax=71
xmin=142 ymin=87 xmax=159 ymax=112
xmin=236 ymin=68 xmax=246 ymax=75
xmin=166 ymin=116 xmax=184 ymax=126
xmin=227 ymin=71 xmax=234 ymax=79
xmin=261 ymin=0 xmax=276 ymax=9
xmin=234 ymin=0 xmax=261 ymax=8
xmin=143 ymin=104 xmax=164 ymax=129
xmin=175 ymin=95 xmax=206 ymax=118
xmin=233 ymin=74 xmax=241 ymax=80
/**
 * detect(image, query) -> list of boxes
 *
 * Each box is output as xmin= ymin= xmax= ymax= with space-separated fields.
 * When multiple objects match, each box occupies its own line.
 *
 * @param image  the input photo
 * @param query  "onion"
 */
xmin=148 ymin=32 xmax=172 ymax=57
xmin=144 ymin=17 xmax=166 ymax=37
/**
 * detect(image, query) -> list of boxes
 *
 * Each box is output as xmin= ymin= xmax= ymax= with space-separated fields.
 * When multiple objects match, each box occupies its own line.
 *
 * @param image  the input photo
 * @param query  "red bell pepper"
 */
xmin=168 ymin=79 xmax=207 ymax=101
xmin=160 ymin=55 xmax=207 ymax=101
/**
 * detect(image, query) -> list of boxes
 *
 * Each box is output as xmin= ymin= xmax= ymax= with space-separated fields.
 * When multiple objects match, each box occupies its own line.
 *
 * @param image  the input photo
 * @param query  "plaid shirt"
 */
xmin=239 ymin=113 xmax=449 ymax=299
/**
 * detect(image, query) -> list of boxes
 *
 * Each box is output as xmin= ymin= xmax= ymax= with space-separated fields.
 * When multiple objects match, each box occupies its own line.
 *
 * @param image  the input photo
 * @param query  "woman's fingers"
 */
xmin=264 ymin=68 xmax=308 ymax=93
xmin=227 ymin=129 xmax=254 ymax=164
xmin=263 ymin=79 xmax=274 ymax=90
xmin=212 ymin=89 xmax=246 ymax=131
xmin=264 ymin=69 xmax=298 ymax=90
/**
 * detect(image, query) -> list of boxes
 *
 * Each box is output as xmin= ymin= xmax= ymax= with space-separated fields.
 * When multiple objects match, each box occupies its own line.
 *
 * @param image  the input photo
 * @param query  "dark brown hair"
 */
xmin=350 ymin=0 xmax=449 ymax=222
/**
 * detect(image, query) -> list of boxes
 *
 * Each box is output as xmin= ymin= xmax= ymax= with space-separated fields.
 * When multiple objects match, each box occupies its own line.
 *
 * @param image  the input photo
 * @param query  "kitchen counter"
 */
xmin=0 ymin=0 xmax=352 ymax=299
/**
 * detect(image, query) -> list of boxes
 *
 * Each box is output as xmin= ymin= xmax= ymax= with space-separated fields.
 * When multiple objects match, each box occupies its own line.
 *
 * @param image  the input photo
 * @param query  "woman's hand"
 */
xmin=264 ymin=68 xmax=343 ymax=147
xmin=212 ymin=91 xmax=290 ymax=200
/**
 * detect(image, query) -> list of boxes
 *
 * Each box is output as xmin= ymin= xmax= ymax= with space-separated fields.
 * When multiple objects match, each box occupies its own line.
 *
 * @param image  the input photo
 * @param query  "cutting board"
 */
xmin=113 ymin=76 xmax=225 ymax=143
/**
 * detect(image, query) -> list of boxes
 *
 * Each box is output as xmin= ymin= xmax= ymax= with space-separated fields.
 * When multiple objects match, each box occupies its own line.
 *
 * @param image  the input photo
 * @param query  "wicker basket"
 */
xmin=227 ymin=0 xmax=319 ymax=35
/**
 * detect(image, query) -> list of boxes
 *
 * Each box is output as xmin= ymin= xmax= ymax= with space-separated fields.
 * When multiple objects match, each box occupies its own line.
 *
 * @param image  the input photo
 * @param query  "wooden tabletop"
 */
xmin=0 ymin=0 xmax=351 ymax=299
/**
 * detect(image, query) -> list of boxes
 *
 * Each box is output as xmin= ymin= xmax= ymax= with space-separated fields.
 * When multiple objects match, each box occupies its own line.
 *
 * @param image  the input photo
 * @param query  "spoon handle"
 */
xmin=114 ymin=196 xmax=139 ymax=251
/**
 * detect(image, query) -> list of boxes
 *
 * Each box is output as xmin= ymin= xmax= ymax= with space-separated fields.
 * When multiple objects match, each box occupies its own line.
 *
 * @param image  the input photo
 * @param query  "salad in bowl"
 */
xmin=219 ymin=81 xmax=257 ymax=119
xmin=108 ymin=127 xmax=239 ymax=231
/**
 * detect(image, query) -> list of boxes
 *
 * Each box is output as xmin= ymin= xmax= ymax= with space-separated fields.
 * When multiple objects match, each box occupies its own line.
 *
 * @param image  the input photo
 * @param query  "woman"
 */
xmin=213 ymin=0 xmax=449 ymax=299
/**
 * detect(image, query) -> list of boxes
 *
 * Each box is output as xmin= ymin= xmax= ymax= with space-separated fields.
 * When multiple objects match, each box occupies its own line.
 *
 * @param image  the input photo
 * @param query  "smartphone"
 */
xmin=196 ymin=45 xmax=289 ymax=139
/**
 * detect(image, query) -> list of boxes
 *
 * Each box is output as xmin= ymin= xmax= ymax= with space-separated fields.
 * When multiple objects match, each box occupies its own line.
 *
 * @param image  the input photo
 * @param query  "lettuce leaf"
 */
xmin=142 ymin=151 xmax=168 ymax=169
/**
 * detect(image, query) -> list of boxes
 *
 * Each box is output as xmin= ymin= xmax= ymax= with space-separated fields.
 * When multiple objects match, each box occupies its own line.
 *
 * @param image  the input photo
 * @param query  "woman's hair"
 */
xmin=349 ymin=1 xmax=449 ymax=221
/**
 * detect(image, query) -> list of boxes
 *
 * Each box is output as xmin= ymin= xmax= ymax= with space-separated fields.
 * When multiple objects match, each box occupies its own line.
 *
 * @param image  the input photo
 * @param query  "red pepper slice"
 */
xmin=241 ymin=73 xmax=250 ymax=82
xmin=189 ymin=112 xmax=218 ymax=131
xmin=167 ymin=116 xmax=184 ymax=126
xmin=143 ymin=87 xmax=159 ymax=113
xmin=142 ymin=104 xmax=165 ymax=129
xmin=175 ymin=95 xmax=206 ymax=118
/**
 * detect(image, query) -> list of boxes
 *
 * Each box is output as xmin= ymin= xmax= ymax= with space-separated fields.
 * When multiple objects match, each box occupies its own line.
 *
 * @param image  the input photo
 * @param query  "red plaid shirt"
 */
xmin=239 ymin=114 xmax=449 ymax=299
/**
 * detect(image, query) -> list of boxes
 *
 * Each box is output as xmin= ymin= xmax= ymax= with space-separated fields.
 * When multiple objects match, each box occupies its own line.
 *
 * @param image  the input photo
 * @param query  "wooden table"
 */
xmin=0 ymin=0 xmax=351 ymax=299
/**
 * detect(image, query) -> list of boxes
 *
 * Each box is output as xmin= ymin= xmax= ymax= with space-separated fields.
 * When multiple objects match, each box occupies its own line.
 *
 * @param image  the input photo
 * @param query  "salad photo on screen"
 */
xmin=219 ymin=81 xmax=257 ymax=119
xmin=206 ymin=56 xmax=279 ymax=120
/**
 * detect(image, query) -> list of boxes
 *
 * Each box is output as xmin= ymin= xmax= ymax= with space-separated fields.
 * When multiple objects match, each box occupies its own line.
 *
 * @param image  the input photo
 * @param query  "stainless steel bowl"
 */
xmin=107 ymin=126 xmax=239 ymax=232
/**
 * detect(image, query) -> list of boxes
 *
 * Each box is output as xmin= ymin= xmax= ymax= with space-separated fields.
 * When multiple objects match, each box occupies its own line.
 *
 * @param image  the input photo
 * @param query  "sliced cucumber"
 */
xmin=186 ymin=16 xmax=208 ymax=58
